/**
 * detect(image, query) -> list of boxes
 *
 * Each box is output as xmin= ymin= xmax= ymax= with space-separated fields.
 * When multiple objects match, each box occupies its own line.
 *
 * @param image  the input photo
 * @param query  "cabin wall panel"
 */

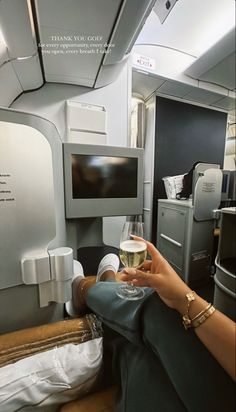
xmin=12 ymin=56 xmax=44 ymax=90
xmin=12 ymin=62 xmax=129 ymax=147
xmin=143 ymin=95 xmax=156 ymax=241
xmin=0 ymin=62 xmax=23 ymax=106
xmin=11 ymin=63 xmax=130 ymax=250
xmin=152 ymin=97 xmax=227 ymax=242
xmin=0 ymin=0 xmax=37 ymax=58
xmin=0 ymin=109 xmax=67 ymax=333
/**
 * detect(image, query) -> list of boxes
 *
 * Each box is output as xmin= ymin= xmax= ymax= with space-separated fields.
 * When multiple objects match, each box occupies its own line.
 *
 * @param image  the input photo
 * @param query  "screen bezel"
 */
xmin=63 ymin=143 xmax=144 ymax=218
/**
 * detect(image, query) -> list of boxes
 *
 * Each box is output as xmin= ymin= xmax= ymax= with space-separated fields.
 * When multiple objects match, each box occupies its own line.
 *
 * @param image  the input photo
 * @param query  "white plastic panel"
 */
xmin=157 ymin=80 xmax=194 ymax=98
xmin=103 ymin=0 xmax=155 ymax=65
xmin=0 ymin=122 xmax=56 ymax=289
xmin=133 ymin=44 xmax=195 ymax=80
xmin=12 ymin=55 xmax=43 ymax=90
xmin=142 ymin=95 xmax=155 ymax=242
xmin=197 ymin=52 xmax=235 ymax=91
xmin=144 ymin=183 xmax=151 ymax=209
xmin=225 ymin=138 xmax=236 ymax=156
xmin=38 ymin=26 xmax=103 ymax=84
xmin=46 ymin=74 xmax=94 ymax=88
xmin=211 ymin=96 xmax=236 ymax=111
xmin=194 ymin=169 xmax=223 ymax=221
xmin=35 ymin=0 xmax=123 ymax=86
xmin=0 ymin=31 xmax=8 ymax=66
xmin=11 ymin=69 xmax=129 ymax=147
xmin=95 ymin=55 xmax=129 ymax=88
xmin=224 ymin=155 xmax=236 ymax=171
xmin=132 ymin=70 xmax=165 ymax=100
xmin=0 ymin=62 xmax=23 ymax=106
xmin=132 ymin=68 xmax=235 ymax=112
xmin=144 ymin=95 xmax=155 ymax=181
xmin=184 ymin=88 xmax=228 ymax=105
xmin=143 ymin=209 xmax=151 ymax=241
xmin=0 ymin=111 xmax=68 ymax=332
xmin=184 ymin=28 xmax=235 ymax=90
xmin=66 ymin=100 xmax=107 ymax=144
xmin=138 ymin=2 xmax=235 ymax=59
xmin=0 ymin=0 xmax=36 ymax=58
xmin=103 ymin=216 xmax=126 ymax=248
xmin=68 ymin=131 xmax=107 ymax=145
xmin=154 ymin=0 xmax=178 ymax=24
xmin=67 ymin=101 xmax=106 ymax=133
xmin=35 ymin=0 xmax=121 ymax=31
xmin=67 ymin=130 xmax=107 ymax=145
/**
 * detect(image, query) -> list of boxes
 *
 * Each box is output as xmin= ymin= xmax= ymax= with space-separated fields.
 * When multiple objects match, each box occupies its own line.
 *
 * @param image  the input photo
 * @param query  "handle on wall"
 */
xmin=160 ymin=233 xmax=182 ymax=248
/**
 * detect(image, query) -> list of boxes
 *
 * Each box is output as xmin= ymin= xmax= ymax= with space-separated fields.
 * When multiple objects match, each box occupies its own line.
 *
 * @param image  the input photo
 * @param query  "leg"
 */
xmin=106 ymin=336 xmax=186 ymax=412
xmin=71 ymin=253 xmax=120 ymax=315
xmin=86 ymin=281 xmax=153 ymax=345
xmin=71 ymin=256 xmax=235 ymax=411
xmin=82 ymin=278 xmax=186 ymax=412
xmin=86 ymin=283 xmax=235 ymax=411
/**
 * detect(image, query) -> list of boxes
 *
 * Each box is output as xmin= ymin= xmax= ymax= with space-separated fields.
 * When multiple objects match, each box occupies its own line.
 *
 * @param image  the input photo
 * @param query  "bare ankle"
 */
xmin=72 ymin=277 xmax=96 ymax=314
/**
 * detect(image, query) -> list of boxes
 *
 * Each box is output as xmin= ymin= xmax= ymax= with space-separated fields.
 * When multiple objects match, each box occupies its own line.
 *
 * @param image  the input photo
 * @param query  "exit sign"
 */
xmin=133 ymin=53 xmax=156 ymax=71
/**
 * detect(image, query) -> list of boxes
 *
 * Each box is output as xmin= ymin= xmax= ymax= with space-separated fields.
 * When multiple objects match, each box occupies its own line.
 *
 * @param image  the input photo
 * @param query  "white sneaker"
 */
xmin=65 ymin=260 xmax=84 ymax=317
xmin=96 ymin=253 xmax=119 ymax=282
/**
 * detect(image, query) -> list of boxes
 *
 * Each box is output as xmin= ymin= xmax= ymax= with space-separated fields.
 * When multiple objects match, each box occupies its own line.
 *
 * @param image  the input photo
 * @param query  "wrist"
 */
xmin=173 ymin=286 xmax=192 ymax=315
xmin=174 ymin=289 xmax=209 ymax=317
xmin=179 ymin=290 xmax=211 ymax=329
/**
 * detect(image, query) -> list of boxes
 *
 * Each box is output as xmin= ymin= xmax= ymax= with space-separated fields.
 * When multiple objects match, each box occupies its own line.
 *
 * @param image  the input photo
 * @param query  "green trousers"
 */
xmin=86 ymin=282 xmax=235 ymax=412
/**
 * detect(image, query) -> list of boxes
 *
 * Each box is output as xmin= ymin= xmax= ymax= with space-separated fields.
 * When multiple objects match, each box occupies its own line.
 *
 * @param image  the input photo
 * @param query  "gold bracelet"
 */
xmin=192 ymin=305 xmax=215 ymax=328
xmin=182 ymin=291 xmax=195 ymax=330
xmin=191 ymin=303 xmax=212 ymax=322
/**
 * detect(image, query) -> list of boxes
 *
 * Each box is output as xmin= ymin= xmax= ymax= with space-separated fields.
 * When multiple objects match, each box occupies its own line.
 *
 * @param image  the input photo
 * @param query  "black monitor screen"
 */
xmin=71 ymin=154 xmax=138 ymax=199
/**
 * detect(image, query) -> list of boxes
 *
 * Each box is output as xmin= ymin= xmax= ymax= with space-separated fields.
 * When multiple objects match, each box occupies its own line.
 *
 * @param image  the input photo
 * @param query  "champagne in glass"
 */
xmin=120 ymin=239 xmax=147 ymax=269
xmin=116 ymin=221 xmax=147 ymax=300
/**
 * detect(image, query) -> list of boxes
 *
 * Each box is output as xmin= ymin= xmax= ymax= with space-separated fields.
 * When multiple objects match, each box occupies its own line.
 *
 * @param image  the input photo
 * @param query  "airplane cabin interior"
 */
xmin=0 ymin=1 xmax=235 ymax=411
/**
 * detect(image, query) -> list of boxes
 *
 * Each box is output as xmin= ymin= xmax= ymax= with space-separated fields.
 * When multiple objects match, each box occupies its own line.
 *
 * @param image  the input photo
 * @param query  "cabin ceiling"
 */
xmin=132 ymin=70 xmax=236 ymax=112
xmin=0 ymin=0 xmax=156 ymax=106
xmin=184 ymin=28 xmax=235 ymax=92
xmin=34 ymin=0 xmax=123 ymax=87
xmin=138 ymin=0 xmax=235 ymax=60
xmin=0 ymin=0 xmax=235 ymax=114
xmin=133 ymin=0 xmax=235 ymax=115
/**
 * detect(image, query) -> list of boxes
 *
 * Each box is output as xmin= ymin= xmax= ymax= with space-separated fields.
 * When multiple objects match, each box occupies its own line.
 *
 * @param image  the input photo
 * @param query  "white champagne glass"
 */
xmin=116 ymin=221 xmax=147 ymax=300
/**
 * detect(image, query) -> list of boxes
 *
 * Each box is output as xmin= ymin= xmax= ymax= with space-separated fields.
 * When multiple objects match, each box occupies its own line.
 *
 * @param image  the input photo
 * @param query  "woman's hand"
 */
xmin=120 ymin=236 xmax=191 ymax=314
